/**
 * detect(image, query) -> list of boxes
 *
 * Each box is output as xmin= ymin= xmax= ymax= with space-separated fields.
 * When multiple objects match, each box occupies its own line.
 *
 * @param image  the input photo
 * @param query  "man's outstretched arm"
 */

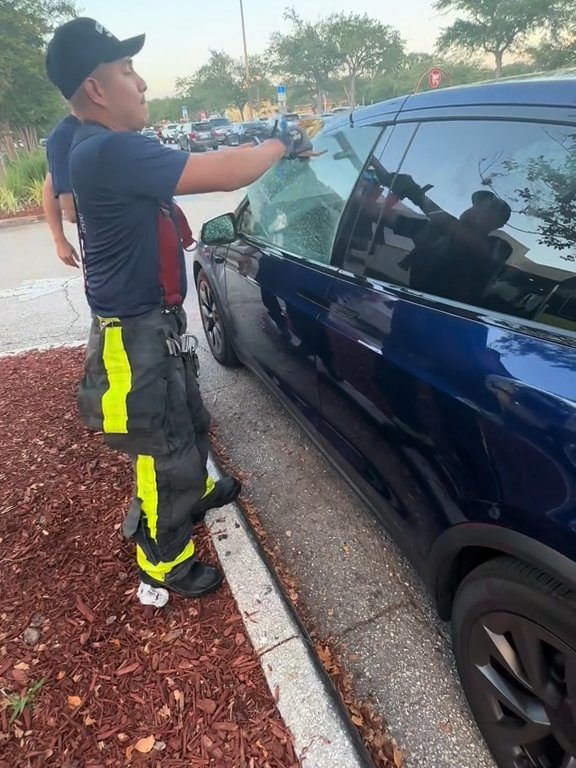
xmin=175 ymin=139 xmax=286 ymax=195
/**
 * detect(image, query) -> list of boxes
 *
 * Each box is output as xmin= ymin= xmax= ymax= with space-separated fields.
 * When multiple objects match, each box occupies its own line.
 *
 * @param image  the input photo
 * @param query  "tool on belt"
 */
xmin=165 ymin=333 xmax=200 ymax=378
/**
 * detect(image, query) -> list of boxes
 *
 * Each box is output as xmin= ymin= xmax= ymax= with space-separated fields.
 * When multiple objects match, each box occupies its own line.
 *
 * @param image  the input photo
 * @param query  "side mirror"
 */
xmin=201 ymin=213 xmax=237 ymax=246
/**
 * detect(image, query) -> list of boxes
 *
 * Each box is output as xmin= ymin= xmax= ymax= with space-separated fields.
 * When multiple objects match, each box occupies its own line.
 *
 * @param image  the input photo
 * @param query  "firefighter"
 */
xmin=45 ymin=17 xmax=311 ymax=599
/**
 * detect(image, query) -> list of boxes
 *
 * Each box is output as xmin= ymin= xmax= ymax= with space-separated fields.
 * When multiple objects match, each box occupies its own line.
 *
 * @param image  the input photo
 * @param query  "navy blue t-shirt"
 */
xmin=70 ymin=123 xmax=189 ymax=317
xmin=46 ymin=115 xmax=80 ymax=196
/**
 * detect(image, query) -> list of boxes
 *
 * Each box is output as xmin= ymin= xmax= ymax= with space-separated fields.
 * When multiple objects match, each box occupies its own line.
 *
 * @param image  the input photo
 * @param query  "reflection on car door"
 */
xmin=224 ymin=236 xmax=332 ymax=421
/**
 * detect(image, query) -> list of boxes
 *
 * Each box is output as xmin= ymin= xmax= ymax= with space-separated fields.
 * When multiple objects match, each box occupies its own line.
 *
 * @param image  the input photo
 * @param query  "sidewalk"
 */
xmin=0 ymin=348 xmax=370 ymax=768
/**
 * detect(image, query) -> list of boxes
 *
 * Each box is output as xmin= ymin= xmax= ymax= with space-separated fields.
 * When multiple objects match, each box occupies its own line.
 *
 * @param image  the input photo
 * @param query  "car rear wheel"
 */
xmin=196 ymin=269 xmax=239 ymax=367
xmin=452 ymin=557 xmax=576 ymax=768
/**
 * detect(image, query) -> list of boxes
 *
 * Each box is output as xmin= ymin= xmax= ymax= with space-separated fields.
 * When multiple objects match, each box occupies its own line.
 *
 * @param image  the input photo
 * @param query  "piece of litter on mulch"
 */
xmin=136 ymin=582 xmax=169 ymax=608
xmin=22 ymin=627 xmax=41 ymax=647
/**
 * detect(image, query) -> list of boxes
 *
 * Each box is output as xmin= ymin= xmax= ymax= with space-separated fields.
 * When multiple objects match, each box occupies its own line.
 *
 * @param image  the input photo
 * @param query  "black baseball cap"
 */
xmin=46 ymin=18 xmax=145 ymax=99
xmin=471 ymin=190 xmax=512 ymax=225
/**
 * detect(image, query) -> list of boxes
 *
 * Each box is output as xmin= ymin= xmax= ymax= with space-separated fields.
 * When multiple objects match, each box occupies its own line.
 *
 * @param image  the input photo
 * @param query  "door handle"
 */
xmin=212 ymin=252 xmax=226 ymax=264
xmin=296 ymin=291 xmax=359 ymax=319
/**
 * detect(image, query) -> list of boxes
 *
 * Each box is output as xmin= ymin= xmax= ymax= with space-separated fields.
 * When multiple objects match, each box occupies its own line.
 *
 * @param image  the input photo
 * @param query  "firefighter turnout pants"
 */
xmin=77 ymin=307 xmax=213 ymax=584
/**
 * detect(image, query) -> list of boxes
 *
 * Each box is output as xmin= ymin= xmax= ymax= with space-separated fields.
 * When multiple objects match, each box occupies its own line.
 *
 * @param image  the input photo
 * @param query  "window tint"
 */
xmin=240 ymin=124 xmax=383 ymax=264
xmin=344 ymin=120 xmax=576 ymax=332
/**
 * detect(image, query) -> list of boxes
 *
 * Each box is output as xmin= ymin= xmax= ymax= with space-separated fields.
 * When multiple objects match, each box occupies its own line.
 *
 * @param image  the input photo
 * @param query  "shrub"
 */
xmin=0 ymin=149 xmax=47 ymax=214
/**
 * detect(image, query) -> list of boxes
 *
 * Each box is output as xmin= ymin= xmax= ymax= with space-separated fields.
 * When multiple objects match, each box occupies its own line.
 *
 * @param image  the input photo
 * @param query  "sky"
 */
xmin=79 ymin=0 xmax=450 ymax=98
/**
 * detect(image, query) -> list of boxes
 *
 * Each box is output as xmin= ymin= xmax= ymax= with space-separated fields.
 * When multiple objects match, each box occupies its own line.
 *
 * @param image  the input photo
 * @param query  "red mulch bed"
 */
xmin=0 ymin=206 xmax=43 ymax=221
xmin=0 ymin=348 xmax=299 ymax=768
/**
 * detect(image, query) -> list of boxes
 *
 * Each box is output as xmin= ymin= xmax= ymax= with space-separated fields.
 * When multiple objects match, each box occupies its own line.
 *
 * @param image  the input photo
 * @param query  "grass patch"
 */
xmin=1 ymin=677 xmax=48 ymax=723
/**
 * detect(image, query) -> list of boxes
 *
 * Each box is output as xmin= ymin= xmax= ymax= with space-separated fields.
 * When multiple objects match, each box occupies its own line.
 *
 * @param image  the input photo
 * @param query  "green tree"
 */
xmin=435 ymin=0 xmax=576 ymax=78
xmin=246 ymin=55 xmax=275 ymax=115
xmin=0 ymin=0 xmax=76 ymax=133
xmin=177 ymin=51 xmax=254 ymax=120
xmin=326 ymin=13 xmax=405 ymax=107
xmin=529 ymin=35 xmax=576 ymax=69
xmin=268 ymin=9 xmax=339 ymax=113
xmin=147 ymin=97 xmax=185 ymax=125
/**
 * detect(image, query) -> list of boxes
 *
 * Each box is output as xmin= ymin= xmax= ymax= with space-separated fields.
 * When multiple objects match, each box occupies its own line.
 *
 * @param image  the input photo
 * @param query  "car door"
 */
xmin=318 ymin=111 xmax=576 ymax=565
xmin=223 ymin=121 xmax=383 ymax=421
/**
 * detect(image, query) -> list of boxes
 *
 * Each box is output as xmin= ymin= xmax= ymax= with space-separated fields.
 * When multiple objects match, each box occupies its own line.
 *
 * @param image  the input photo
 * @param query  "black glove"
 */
xmin=272 ymin=117 xmax=313 ymax=159
xmin=388 ymin=174 xmax=434 ymax=207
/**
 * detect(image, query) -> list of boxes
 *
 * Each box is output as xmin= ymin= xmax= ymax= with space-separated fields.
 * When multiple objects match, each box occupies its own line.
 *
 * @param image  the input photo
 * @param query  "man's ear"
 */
xmin=83 ymin=77 xmax=107 ymax=107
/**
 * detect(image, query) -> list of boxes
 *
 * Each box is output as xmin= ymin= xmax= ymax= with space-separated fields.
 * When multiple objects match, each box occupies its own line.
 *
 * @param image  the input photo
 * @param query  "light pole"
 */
xmin=239 ymin=0 xmax=253 ymax=118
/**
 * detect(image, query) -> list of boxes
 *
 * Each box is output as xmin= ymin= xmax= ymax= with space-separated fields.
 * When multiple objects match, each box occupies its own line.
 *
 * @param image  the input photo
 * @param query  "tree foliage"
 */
xmin=529 ymin=34 xmax=576 ymax=70
xmin=435 ymin=0 xmax=576 ymax=78
xmin=268 ymin=9 xmax=340 ymax=112
xmin=0 ymin=0 xmax=76 ymax=131
xmin=176 ymin=51 xmax=272 ymax=120
xmin=326 ymin=13 xmax=405 ymax=106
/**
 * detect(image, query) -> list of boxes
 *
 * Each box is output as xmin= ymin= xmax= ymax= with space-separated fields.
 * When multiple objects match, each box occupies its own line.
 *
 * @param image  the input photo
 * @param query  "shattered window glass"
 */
xmin=241 ymin=124 xmax=383 ymax=264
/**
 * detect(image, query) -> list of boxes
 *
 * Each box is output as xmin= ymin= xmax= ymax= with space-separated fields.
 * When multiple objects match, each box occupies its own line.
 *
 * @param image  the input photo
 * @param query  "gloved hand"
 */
xmin=272 ymin=117 xmax=313 ymax=159
xmin=389 ymin=174 xmax=433 ymax=207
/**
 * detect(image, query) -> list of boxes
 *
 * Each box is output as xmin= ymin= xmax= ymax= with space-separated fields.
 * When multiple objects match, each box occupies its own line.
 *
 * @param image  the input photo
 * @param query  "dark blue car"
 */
xmin=194 ymin=75 xmax=576 ymax=768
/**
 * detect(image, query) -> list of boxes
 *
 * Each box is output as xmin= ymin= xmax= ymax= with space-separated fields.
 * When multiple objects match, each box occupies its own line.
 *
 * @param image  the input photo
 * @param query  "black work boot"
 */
xmin=190 ymin=476 xmax=242 ymax=523
xmin=139 ymin=561 xmax=223 ymax=598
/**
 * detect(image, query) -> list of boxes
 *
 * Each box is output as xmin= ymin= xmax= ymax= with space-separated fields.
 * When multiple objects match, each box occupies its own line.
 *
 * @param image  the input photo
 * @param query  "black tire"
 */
xmin=452 ymin=556 xmax=576 ymax=768
xmin=196 ymin=269 xmax=239 ymax=367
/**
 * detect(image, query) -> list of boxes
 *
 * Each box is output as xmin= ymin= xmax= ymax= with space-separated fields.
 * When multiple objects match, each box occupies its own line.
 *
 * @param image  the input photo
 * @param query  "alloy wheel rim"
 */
xmin=199 ymin=280 xmax=223 ymax=356
xmin=468 ymin=611 xmax=576 ymax=767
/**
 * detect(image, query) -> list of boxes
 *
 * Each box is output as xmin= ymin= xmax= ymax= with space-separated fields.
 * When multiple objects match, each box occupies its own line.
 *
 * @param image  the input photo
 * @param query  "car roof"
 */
xmin=340 ymin=72 xmax=576 ymax=126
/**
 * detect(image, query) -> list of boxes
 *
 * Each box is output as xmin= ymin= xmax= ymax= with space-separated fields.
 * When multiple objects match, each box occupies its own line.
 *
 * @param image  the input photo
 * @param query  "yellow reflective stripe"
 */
xmin=101 ymin=326 xmax=131 ymax=433
xmin=202 ymin=476 xmax=216 ymax=499
xmin=136 ymin=539 xmax=195 ymax=583
xmin=136 ymin=455 xmax=159 ymax=541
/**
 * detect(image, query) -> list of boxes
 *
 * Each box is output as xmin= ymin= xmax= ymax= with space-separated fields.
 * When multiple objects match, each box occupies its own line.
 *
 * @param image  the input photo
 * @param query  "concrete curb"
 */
xmin=0 ymin=340 xmax=86 ymax=357
xmin=0 ymin=213 xmax=45 ymax=229
xmin=206 ymin=456 xmax=372 ymax=768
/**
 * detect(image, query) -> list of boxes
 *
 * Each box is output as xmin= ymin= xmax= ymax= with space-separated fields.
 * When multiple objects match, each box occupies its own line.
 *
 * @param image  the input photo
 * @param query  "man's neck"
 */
xmin=77 ymin=108 xmax=131 ymax=132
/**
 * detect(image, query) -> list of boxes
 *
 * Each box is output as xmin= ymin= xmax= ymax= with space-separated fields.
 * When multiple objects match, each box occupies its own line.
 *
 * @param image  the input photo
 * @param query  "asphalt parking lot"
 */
xmin=0 ymin=194 xmax=496 ymax=768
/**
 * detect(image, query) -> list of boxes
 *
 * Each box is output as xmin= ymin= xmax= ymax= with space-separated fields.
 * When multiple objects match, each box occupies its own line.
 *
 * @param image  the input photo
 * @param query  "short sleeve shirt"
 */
xmin=46 ymin=115 xmax=80 ymax=196
xmin=70 ymin=123 xmax=189 ymax=317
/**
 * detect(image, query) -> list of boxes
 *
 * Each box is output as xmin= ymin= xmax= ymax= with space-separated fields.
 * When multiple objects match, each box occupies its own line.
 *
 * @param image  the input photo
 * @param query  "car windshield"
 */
xmin=211 ymin=118 xmax=230 ymax=127
xmin=193 ymin=122 xmax=211 ymax=130
xmin=166 ymin=123 xmax=179 ymax=130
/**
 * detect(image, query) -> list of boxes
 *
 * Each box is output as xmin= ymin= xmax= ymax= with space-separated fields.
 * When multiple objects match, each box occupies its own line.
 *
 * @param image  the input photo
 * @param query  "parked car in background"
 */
xmin=186 ymin=121 xmax=218 ymax=151
xmin=161 ymin=123 xmax=181 ymax=144
xmin=141 ymin=127 xmax=160 ymax=142
xmin=225 ymin=121 xmax=271 ymax=146
xmin=195 ymin=75 xmax=576 ymax=768
xmin=176 ymin=125 xmax=207 ymax=153
xmin=210 ymin=117 xmax=234 ymax=144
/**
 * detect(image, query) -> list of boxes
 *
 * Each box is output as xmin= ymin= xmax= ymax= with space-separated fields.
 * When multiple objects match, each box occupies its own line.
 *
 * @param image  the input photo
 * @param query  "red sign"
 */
xmin=428 ymin=68 xmax=443 ymax=89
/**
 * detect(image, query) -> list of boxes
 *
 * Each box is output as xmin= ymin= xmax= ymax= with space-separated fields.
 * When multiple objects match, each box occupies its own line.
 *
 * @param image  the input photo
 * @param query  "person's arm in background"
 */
xmin=58 ymin=191 xmax=77 ymax=223
xmin=42 ymin=173 xmax=79 ymax=268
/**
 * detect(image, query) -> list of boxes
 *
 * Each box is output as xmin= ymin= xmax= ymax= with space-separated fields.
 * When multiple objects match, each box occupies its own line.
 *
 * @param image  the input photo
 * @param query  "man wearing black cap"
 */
xmin=45 ymin=17 xmax=310 ymax=600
